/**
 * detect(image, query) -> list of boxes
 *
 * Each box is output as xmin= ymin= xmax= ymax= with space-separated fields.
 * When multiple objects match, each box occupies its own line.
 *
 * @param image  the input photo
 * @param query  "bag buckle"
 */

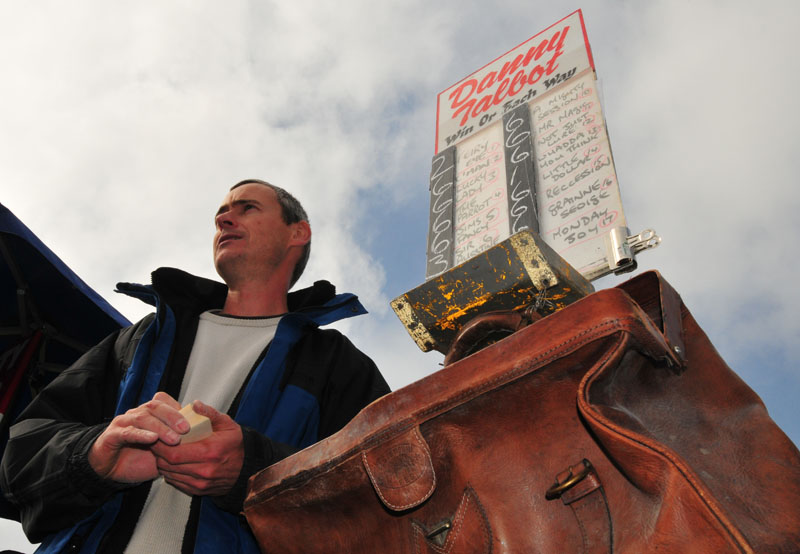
xmin=545 ymin=459 xmax=593 ymax=500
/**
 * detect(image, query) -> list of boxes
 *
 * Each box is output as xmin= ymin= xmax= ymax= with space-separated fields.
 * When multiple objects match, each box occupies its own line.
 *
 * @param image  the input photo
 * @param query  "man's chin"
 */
xmin=214 ymin=256 xmax=241 ymax=284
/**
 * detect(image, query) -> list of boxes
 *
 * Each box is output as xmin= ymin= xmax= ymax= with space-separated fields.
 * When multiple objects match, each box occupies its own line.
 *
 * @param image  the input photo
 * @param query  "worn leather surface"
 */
xmin=244 ymin=271 xmax=800 ymax=553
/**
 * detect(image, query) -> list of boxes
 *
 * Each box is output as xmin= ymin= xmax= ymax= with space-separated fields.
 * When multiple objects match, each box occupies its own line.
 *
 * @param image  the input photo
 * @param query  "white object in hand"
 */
xmin=179 ymin=403 xmax=212 ymax=444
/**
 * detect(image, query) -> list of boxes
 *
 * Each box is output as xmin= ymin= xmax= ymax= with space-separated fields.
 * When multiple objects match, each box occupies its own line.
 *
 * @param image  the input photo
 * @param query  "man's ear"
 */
xmin=289 ymin=220 xmax=311 ymax=246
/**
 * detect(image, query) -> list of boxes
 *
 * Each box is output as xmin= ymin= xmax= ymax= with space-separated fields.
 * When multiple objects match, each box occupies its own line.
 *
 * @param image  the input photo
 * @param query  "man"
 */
xmin=0 ymin=180 xmax=390 ymax=552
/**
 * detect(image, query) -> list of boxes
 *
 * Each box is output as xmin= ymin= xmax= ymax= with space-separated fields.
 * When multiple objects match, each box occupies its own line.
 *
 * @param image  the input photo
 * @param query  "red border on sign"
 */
xmin=577 ymin=9 xmax=595 ymax=70
xmin=434 ymin=9 xmax=594 ymax=153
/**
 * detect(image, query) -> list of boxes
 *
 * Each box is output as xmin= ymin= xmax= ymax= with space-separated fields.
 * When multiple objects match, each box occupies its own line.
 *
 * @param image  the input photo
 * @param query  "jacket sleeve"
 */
xmin=0 ymin=317 xmax=152 ymax=542
xmin=314 ymin=330 xmax=390 ymax=439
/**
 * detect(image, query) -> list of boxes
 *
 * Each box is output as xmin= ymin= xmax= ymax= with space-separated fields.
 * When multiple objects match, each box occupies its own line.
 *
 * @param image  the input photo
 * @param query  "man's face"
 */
xmin=213 ymin=183 xmax=293 ymax=284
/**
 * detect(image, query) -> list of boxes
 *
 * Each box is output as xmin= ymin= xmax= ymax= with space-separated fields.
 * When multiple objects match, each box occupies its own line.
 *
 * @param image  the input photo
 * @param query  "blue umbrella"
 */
xmin=0 ymin=202 xmax=130 ymax=520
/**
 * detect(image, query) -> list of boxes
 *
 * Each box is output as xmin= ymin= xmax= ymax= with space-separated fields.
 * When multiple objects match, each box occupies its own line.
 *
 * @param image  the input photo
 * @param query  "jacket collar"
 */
xmin=115 ymin=267 xmax=366 ymax=326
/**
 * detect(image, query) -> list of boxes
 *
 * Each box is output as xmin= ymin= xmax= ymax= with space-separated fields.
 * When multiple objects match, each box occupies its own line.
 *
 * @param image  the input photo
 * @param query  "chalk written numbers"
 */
xmin=531 ymin=70 xmax=626 ymax=276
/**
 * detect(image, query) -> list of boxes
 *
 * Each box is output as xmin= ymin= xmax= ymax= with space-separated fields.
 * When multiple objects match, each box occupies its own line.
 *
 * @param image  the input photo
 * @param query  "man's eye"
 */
xmin=243 ymin=204 xmax=255 ymax=211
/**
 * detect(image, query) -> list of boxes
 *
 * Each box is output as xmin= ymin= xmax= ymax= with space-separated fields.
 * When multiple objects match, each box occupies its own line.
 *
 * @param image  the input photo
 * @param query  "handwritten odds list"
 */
xmin=530 ymin=70 xmax=626 ymax=275
xmin=452 ymin=123 xmax=509 ymax=265
xmin=446 ymin=70 xmax=626 ymax=277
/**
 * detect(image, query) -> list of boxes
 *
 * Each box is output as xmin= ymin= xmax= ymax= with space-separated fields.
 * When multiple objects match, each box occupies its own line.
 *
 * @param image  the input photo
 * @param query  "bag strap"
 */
xmin=362 ymin=426 xmax=436 ymax=511
xmin=546 ymin=459 xmax=613 ymax=554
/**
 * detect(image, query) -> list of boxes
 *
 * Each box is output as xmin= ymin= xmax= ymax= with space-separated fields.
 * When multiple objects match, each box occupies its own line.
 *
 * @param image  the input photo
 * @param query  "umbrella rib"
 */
xmin=0 ymin=233 xmax=46 ymax=335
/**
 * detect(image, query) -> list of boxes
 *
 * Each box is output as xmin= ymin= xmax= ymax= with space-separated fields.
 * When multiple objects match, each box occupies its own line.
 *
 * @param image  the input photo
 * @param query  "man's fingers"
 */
xmin=98 ymin=423 xmax=159 ymax=448
xmin=156 ymin=457 xmax=215 ymax=479
xmin=189 ymin=400 xmax=220 ymax=423
xmin=160 ymin=467 xmax=229 ymax=497
xmin=162 ymin=474 xmax=200 ymax=496
xmin=87 ymin=394 xmax=187 ymax=483
xmin=142 ymin=398 xmax=190 ymax=435
xmin=117 ymin=410 xmax=181 ymax=446
xmin=161 ymin=473 xmax=209 ymax=496
xmin=153 ymin=391 xmax=181 ymax=410
xmin=189 ymin=401 xmax=238 ymax=433
xmin=151 ymin=439 xmax=206 ymax=464
xmin=114 ymin=398 xmax=189 ymax=445
xmin=117 ymin=426 xmax=159 ymax=446
xmin=151 ymin=426 xmax=244 ymax=497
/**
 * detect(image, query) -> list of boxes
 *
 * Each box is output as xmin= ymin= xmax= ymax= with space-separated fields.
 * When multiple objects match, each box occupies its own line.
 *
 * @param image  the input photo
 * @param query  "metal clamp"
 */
xmin=627 ymin=229 xmax=661 ymax=254
xmin=595 ymin=227 xmax=662 ymax=280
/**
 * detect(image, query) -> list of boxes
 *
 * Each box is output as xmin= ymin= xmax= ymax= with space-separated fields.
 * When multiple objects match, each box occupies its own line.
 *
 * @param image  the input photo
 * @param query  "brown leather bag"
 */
xmin=243 ymin=271 xmax=800 ymax=553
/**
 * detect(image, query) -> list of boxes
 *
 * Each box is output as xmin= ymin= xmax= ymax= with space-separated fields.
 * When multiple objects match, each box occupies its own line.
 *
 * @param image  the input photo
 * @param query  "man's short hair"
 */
xmin=231 ymin=179 xmax=310 ymax=288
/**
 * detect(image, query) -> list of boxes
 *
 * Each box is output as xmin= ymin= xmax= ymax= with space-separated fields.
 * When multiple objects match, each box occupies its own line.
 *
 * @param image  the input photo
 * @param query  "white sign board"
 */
xmin=426 ymin=10 xmax=635 ymax=281
xmin=436 ymin=10 xmax=593 ymax=154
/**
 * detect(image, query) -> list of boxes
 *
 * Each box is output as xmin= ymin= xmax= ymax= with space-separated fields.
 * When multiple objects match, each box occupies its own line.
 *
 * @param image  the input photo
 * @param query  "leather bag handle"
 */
xmin=444 ymin=308 xmax=542 ymax=366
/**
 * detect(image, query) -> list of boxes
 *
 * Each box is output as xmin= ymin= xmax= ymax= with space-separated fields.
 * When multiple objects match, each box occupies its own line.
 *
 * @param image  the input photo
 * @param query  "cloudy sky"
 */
xmin=2 ymin=0 xmax=798 ymax=550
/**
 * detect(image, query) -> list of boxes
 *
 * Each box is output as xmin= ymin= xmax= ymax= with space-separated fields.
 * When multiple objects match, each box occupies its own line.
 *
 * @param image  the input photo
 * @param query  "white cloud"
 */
xmin=601 ymin=1 xmax=800 ymax=378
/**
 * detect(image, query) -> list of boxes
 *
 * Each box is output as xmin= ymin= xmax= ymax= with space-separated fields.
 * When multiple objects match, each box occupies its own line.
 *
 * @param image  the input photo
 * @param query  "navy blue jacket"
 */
xmin=0 ymin=268 xmax=389 ymax=552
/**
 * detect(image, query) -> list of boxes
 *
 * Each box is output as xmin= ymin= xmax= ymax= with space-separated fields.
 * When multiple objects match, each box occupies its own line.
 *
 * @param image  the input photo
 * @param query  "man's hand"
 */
xmin=88 ymin=392 xmax=188 ymax=483
xmin=151 ymin=401 xmax=244 ymax=497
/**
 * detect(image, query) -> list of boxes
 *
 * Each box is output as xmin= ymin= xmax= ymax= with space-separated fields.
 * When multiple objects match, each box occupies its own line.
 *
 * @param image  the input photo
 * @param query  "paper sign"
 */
xmin=436 ymin=10 xmax=593 ymax=154
xmin=531 ymin=70 xmax=626 ymax=278
xmin=426 ymin=10 xmax=630 ymax=281
xmin=452 ymin=123 xmax=509 ymax=265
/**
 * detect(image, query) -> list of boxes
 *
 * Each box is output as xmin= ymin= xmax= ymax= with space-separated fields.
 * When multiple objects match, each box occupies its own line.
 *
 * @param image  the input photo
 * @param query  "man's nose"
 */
xmin=216 ymin=211 xmax=235 ymax=228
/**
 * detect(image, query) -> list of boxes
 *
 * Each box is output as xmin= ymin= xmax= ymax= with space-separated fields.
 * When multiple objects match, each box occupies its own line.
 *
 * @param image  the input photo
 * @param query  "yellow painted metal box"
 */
xmin=392 ymin=230 xmax=594 ymax=354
